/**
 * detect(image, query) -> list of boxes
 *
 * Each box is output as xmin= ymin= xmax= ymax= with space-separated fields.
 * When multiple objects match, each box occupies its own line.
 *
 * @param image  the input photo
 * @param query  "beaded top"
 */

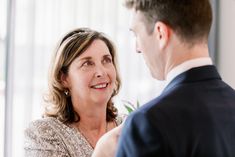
xmin=24 ymin=117 xmax=122 ymax=157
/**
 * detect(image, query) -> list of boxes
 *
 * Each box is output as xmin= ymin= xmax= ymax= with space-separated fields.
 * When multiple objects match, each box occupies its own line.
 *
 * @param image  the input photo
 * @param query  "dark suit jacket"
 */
xmin=116 ymin=65 xmax=235 ymax=157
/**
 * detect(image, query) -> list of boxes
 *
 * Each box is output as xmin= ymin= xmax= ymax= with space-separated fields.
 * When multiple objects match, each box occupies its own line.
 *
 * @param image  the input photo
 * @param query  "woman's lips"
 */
xmin=91 ymin=83 xmax=109 ymax=89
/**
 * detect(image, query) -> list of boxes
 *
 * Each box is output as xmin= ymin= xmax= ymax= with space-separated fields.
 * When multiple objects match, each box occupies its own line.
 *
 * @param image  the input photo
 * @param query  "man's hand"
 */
xmin=92 ymin=124 xmax=123 ymax=157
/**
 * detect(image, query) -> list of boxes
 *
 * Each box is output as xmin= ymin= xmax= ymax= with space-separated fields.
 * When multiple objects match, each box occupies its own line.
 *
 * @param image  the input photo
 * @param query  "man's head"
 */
xmin=125 ymin=0 xmax=212 ymax=43
xmin=124 ymin=0 xmax=212 ymax=80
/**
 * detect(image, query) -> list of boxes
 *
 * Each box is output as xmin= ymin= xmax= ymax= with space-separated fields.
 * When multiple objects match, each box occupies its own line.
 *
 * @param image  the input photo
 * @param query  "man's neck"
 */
xmin=164 ymin=41 xmax=210 ymax=79
xmin=164 ymin=57 xmax=213 ymax=88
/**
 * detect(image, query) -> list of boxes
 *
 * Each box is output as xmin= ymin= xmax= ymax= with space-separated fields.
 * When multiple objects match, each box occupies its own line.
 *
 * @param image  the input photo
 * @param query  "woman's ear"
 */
xmin=153 ymin=21 xmax=171 ymax=50
xmin=60 ymin=72 xmax=69 ymax=88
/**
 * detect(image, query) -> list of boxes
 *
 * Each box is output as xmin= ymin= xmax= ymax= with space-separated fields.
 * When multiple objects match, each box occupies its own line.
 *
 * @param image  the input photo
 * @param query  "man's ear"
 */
xmin=153 ymin=21 xmax=171 ymax=49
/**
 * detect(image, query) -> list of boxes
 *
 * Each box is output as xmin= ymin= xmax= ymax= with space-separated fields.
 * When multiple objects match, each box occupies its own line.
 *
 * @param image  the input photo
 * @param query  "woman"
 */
xmin=24 ymin=28 xmax=122 ymax=157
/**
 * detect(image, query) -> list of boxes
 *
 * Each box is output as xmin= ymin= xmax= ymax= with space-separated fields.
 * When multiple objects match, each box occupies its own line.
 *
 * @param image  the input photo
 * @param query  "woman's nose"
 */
xmin=95 ymin=65 xmax=107 ymax=78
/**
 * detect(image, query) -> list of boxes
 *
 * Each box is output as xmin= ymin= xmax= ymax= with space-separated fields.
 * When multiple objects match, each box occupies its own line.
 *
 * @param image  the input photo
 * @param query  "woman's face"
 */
xmin=63 ymin=39 xmax=117 ymax=106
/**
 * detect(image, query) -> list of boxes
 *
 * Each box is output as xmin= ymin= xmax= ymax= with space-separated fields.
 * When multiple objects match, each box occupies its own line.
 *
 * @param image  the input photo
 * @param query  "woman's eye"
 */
xmin=103 ymin=57 xmax=112 ymax=64
xmin=82 ymin=61 xmax=93 ymax=67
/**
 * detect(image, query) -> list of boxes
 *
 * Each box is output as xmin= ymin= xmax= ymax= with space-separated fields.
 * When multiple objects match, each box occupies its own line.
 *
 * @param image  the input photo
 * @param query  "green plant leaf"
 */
xmin=124 ymin=104 xmax=134 ymax=113
xmin=123 ymin=100 xmax=136 ymax=110
xmin=137 ymin=100 xmax=140 ymax=108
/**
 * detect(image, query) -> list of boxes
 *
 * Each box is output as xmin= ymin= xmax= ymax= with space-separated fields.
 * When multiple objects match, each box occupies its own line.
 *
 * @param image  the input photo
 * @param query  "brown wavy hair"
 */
xmin=44 ymin=28 xmax=121 ymax=124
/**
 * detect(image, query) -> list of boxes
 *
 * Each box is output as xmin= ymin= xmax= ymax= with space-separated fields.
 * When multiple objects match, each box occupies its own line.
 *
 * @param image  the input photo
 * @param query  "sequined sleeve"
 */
xmin=24 ymin=119 xmax=70 ymax=157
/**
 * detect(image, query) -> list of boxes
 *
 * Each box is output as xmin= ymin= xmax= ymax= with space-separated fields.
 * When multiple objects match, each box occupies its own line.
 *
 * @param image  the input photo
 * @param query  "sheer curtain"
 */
xmin=0 ymin=0 xmax=7 ymax=156
xmin=2 ymin=0 xmax=164 ymax=157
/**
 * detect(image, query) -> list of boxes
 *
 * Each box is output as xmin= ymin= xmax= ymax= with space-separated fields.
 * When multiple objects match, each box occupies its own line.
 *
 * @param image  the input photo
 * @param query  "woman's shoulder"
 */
xmin=24 ymin=117 xmax=71 ymax=156
xmin=24 ymin=117 xmax=66 ymax=148
xmin=25 ymin=117 xmax=60 ymax=134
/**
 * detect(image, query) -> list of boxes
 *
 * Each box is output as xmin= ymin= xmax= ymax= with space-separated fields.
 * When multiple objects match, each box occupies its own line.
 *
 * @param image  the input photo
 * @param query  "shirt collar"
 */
xmin=165 ymin=57 xmax=213 ymax=88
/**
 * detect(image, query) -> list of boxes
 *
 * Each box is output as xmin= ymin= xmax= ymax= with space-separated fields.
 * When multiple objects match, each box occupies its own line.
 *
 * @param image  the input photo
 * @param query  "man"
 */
xmin=93 ymin=0 xmax=235 ymax=156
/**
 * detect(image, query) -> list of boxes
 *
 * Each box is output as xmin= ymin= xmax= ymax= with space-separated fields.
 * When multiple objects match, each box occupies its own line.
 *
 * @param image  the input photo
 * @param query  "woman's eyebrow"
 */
xmin=79 ymin=56 xmax=92 ymax=61
xmin=103 ymin=54 xmax=112 ymax=58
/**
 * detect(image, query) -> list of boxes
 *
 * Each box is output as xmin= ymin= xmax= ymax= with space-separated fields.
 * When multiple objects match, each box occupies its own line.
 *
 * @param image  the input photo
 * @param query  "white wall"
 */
xmin=218 ymin=0 xmax=235 ymax=88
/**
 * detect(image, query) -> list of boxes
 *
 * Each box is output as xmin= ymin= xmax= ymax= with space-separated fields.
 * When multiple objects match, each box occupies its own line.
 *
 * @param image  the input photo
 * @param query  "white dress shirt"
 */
xmin=164 ymin=57 xmax=213 ymax=88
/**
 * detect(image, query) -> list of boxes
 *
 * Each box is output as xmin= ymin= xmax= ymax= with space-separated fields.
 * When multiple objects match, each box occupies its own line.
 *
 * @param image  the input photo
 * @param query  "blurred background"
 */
xmin=0 ymin=0 xmax=235 ymax=157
